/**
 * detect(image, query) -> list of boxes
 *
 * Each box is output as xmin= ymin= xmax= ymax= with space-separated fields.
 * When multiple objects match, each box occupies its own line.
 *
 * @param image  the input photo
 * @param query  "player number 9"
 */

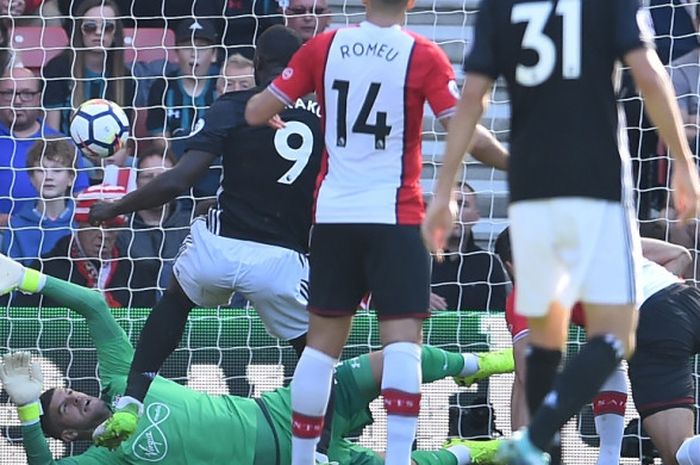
xmin=274 ymin=121 xmax=314 ymax=185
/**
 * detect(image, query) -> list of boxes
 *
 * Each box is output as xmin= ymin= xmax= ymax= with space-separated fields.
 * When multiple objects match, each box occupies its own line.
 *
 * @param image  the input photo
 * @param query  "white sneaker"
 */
xmin=0 ymin=253 xmax=24 ymax=296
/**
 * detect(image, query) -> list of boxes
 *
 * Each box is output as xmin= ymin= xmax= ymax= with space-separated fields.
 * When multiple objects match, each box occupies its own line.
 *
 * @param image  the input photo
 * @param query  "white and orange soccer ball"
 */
xmin=69 ymin=98 xmax=130 ymax=159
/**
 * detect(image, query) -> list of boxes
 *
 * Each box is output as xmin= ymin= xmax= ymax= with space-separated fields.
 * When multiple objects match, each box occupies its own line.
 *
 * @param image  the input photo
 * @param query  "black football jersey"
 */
xmin=465 ymin=0 xmax=654 ymax=203
xmin=185 ymin=89 xmax=323 ymax=253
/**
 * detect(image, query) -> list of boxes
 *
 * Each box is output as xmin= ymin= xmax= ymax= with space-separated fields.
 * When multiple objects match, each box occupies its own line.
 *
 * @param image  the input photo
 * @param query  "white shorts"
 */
xmin=173 ymin=218 xmax=309 ymax=341
xmin=509 ymin=198 xmax=641 ymax=318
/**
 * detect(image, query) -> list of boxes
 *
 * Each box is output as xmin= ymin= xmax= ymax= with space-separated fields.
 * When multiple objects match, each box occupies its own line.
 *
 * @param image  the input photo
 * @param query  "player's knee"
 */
xmin=676 ymin=435 xmax=700 ymax=465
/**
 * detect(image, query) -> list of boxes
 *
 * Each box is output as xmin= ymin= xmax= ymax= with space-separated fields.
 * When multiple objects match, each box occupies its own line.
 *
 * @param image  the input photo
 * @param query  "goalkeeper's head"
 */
xmin=38 ymin=388 xmax=111 ymax=442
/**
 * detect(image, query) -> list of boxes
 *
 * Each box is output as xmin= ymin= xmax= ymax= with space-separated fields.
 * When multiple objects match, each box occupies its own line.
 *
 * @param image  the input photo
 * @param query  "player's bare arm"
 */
xmin=641 ymin=237 xmax=692 ymax=276
xmin=245 ymin=89 xmax=287 ymax=127
xmin=444 ymin=116 xmax=509 ymax=171
xmin=88 ymin=149 xmax=217 ymax=225
xmin=422 ymin=73 xmax=493 ymax=252
xmin=625 ymin=47 xmax=700 ymax=224
xmin=470 ymin=124 xmax=509 ymax=171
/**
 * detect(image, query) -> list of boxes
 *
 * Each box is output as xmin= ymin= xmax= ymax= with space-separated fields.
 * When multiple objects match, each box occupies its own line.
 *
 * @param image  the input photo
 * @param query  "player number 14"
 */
xmin=511 ymin=0 xmax=581 ymax=86
xmin=332 ymin=79 xmax=392 ymax=150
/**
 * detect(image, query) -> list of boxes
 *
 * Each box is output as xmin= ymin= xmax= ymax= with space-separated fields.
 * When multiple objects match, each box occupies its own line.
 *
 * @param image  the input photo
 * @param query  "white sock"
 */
xmin=291 ymin=347 xmax=337 ymax=465
xmin=382 ymin=342 xmax=422 ymax=465
xmin=677 ymin=435 xmax=700 ymax=465
xmin=594 ymin=414 xmax=624 ymax=465
xmin=593 ymin=365 xmax=627 ymax=465
xmin=447 ymin=444 xmax=471 ymax=465
xmin=460 ymin=353 xmax=480 ymax=377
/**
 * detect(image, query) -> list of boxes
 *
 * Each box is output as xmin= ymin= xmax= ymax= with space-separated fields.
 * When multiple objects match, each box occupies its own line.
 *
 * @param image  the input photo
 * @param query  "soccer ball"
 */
xmin=69 ymin=99 xmax=130 ymax=158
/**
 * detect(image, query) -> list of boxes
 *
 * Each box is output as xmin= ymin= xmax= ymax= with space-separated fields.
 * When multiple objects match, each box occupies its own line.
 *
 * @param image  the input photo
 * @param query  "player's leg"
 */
xmin=539 ymin=202 xmax=636 ymax=453
xmin=368 ymin=224 xmax=431 ymax=465
xmin=642 ymin=409 xmax=694 ymax=465
xmin=234 ymin=241 xmax=310 ymax=354
xmin=292 ymin=313 xmax=353 ymax=465
xmin=291 ymin=224 xmax=366 ymax=465
xmin=329 ymin=438 xmax=501 ymax=465
xmin=503 ymin=200 xmax=638 ymax=463
xmin=342 ymin=345 xmax=505 ymax=399
xmin=125 ymin=218 xmax=242 ymax=403
xmin=629 ymin=284 xmax=700 ymax=465
xmin=123 ymin=278 xmax=195 ymax=401
xmin=591 ymin=364 xmax=627 ymax=465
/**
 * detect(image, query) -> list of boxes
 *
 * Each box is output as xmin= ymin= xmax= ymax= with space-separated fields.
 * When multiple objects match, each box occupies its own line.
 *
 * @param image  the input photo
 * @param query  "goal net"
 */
xmin=0 ymin=0 xmax=696 ymax=464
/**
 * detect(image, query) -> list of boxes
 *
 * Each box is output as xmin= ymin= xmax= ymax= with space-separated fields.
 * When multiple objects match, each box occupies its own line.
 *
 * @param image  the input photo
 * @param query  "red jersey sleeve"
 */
xmin=505 ymin=290 xmax=529 ymax=342
xmin=411 ymin=37 xmax=458 ymax=120
xmin=269 ymin=31 xmax=335 ymax=106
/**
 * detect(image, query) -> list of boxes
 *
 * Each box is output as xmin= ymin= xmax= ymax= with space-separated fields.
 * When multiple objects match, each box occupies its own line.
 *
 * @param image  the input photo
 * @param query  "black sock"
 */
xmin=289 ymin=333 xmax=307 ymax=357
xmin=526 ymin=346 xmax=562 ymax=415
xmin=316 ymin=385 xmax=335 ymax=455
xmin=529 ymin=335 xmax=624 ymax=451
xmin=125 ymin=284 xmax=194 ymax=402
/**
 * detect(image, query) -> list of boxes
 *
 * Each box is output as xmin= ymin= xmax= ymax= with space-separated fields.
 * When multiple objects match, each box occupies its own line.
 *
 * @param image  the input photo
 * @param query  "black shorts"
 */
xmin=628 ymin=283 xmax=700 ymax=419
xmin=307 ymin=224 xmax=430 ymax=320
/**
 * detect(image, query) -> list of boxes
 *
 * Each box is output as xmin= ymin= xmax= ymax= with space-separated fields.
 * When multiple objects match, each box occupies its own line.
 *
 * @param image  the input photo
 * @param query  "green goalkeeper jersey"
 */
xmin=21 ymin=279 xmax=262 ymax=465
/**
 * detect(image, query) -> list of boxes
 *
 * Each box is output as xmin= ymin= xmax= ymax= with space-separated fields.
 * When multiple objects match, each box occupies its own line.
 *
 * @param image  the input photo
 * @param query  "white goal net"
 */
xmin=0 ymin=1 xmax=698 ymax=464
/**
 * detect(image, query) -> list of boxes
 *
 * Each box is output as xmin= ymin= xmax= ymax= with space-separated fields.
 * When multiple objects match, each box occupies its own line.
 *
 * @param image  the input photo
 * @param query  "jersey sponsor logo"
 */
xmin=132 ymin=402 xmax=171 ymax=462
xmin=448 ymin=80 xmax=460 ymax=99
xmin=339 ymin=42 xmax=399 ymax=62
xmin=282 ymin=67 xmax=294 ymax=80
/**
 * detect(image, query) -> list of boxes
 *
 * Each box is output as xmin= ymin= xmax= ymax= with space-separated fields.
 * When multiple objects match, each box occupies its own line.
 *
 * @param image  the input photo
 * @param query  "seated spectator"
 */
xmin=147 ymin=18 xmax=219 ymax=197
xmin=0 ymin=67 xmax=89 ymax=226
xmin=282 ymin=0 xmax=331 ymax=42
xmin=216 ymin=53 xmax=254 ymax=95
xmin=430 ymin=182 xmax=508 ymax=311
xmin=118 ymin=147 xmax=191 ymax=290
xmin=42 ymin=0 xmax=136 ymax=135
xmin=8 ymin=184 xmax=157 ymax=308
xmin=1 ymin=136 xmax=75 ymax=264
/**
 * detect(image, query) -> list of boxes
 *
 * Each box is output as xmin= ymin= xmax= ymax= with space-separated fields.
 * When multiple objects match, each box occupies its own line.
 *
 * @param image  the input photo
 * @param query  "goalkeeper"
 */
xmin=0 ymin=253 xmax=513 ymax=465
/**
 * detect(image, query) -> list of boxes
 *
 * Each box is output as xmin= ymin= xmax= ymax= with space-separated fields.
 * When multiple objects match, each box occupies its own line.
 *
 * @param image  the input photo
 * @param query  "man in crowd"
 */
xmin=0 ymin=67 xmax=89 ymax=226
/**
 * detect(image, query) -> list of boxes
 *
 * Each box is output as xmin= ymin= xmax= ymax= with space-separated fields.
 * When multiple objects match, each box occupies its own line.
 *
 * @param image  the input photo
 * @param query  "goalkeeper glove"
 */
xmin=0 ymin=352 xmax=44 ymax=426
xmin=92 ymin=396 xmax=143 ymax=449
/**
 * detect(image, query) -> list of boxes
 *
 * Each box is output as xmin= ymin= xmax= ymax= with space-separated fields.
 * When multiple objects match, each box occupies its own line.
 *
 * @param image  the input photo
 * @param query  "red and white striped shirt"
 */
xmin=270 ymin=21 xmax=457 ymax=225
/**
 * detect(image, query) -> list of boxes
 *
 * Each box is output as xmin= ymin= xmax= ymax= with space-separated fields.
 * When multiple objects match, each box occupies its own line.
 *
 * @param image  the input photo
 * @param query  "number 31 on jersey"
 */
xmin=512 ymin=0 xmax=581 ymax=86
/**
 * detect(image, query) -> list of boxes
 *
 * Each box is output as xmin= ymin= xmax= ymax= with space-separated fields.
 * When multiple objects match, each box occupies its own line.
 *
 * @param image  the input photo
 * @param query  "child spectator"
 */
xmin=42 ymin=0 xmax=136 ymax=134
xmin=0 ymin=67 xmax=89 ymax=225
xmin=146 ymin=18 xmax=219 ymax=144
xmin=146 ymin=17 xmax=219 ymax=196
xmin=118 ymin=147 xmax=191 ymax=290
xmin=216 ymin=53 xmax=254 ymax=95
xmin=1 ymin=136 xmax=75 ymax=264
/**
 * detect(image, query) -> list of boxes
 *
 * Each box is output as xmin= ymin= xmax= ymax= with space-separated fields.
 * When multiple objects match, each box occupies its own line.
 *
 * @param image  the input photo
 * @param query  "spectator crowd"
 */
xmin=7 ymin=0 xmax=700 ymax=311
